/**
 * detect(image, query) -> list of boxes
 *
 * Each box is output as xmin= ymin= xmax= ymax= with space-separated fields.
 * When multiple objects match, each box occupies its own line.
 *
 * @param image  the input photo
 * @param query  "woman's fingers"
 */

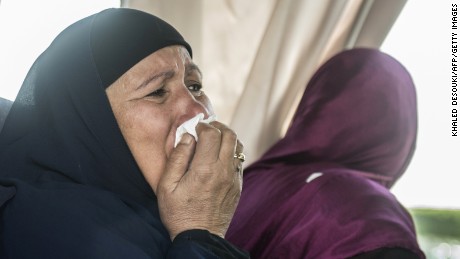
xmin=210 ymin=121 xmax=238 ymax=162
xmin=158 ymin=133 xmax=195 ymax=192
xmin=194 ymin=121 xmax=242 ymax=160
xmin=234 ymin=139 xmax=245 ymax=179
xmin=157 ymin=120 xmax=244 ymax=240
xmin=191 ymin=122 xmax=222 ymax=165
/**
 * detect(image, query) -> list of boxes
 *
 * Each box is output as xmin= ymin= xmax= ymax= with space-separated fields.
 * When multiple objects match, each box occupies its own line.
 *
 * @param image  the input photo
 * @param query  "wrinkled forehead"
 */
xmin=113 ymin=45 xmax=201 ymax=90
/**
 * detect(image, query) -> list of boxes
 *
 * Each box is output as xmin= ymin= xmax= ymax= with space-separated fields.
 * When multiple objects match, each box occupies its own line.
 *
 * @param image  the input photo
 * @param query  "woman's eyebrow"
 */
xmin=185 ymin=63 xmax=202 ymax=78
xmin=136 ymin=70 xmax=175 ymax=90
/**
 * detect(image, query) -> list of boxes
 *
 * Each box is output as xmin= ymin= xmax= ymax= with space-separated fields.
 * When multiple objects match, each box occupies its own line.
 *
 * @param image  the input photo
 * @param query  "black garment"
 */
xmin=0 ymin=8 xmax=248 ymax=258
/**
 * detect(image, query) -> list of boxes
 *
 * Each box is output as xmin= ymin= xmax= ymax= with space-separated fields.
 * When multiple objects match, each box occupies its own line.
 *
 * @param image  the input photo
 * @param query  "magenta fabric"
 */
xmin=226 ymin=48 xmax=424 ymax=258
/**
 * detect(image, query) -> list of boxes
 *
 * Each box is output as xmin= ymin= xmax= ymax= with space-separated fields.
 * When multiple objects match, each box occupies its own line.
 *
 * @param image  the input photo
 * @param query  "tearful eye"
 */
xmin=147 ymin=87 xmax=167 ymax=98
xmin=187 ymin=83 xmax=203 ymax=96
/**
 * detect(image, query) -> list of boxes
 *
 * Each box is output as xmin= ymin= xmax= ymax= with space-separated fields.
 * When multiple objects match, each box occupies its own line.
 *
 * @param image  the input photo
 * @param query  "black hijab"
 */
xmin=0 ymin=7 xmax=191 ymax=209
xmin=0 ymin=8 xmax=196 ymax=257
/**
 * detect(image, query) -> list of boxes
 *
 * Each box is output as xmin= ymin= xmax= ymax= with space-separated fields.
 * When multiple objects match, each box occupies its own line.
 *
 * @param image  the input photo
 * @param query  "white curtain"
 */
xmin=122 ymin=0 xmax=407 ymax=164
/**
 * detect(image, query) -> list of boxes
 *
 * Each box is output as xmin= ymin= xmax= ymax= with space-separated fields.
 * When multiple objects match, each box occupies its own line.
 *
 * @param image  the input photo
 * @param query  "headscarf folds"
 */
xmin=247 ymin=48 xmax=417 ymax=188
xmin=226 ymin=48 xmax=423 ymax=258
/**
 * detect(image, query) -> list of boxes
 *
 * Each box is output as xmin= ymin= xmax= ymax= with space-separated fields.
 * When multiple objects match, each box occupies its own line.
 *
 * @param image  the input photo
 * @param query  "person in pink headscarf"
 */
xmin=226 ymin=48 xmax=425 ymax=258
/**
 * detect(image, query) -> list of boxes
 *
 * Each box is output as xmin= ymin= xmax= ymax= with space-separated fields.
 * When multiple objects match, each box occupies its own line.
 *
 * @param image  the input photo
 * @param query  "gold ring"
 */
xmin=234 ymin=152 xmax=246 ymax=162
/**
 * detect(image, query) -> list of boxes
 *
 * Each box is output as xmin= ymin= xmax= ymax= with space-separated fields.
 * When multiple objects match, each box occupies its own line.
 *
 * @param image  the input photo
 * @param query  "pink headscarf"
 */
xmin=226 ymin=48 xmax=424 ymax=258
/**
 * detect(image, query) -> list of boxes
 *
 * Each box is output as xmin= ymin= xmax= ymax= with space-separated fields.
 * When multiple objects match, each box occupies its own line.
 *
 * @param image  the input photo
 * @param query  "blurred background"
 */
xmin=0 ymin=1 xmax=458 ymax=258
xmin=380 ymin=2 xmax=460 ymax=258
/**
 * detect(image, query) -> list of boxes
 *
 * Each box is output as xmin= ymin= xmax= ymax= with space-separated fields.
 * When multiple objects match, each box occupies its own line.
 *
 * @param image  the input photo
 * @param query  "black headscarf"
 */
xmin=0 ymin=7 xmax=191 ymax=210
xmin=0 ymin=8 xmax=214 ymax=258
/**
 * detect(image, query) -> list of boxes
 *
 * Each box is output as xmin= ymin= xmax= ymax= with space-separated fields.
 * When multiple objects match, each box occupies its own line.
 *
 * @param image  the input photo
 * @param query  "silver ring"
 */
xmin=234 ymin=152 xmax=246 ymax=162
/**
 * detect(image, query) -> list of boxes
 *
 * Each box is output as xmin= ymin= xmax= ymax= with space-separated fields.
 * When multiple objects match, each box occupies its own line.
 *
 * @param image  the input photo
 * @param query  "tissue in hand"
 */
xmin=174 ymin=113 xmax=216 ymax=147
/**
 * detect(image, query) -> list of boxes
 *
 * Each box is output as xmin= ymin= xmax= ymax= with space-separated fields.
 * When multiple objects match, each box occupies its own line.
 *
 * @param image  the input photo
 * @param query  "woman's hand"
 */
xmin=156 ymin=121 xmax=244 ymax=240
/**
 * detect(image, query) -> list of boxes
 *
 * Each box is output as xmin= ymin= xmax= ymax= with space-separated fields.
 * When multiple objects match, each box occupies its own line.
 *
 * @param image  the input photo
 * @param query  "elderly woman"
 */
xmin=0 ymin=8 xmax=248 ymax=258
xmin=226 ymin=49 xmax=425 ymax=258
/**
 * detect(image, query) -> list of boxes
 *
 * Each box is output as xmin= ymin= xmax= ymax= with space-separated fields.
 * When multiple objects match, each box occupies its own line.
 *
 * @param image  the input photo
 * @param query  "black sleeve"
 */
xmin=350 ymin=247 xmax=421 ymax=259
xmin=168 ymin=229 xmax=250 ymax=259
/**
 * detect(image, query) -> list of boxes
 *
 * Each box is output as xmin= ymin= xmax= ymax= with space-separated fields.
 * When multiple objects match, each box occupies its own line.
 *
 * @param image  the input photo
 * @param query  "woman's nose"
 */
xmin=176 ymin=87 xmax=210 ymax=122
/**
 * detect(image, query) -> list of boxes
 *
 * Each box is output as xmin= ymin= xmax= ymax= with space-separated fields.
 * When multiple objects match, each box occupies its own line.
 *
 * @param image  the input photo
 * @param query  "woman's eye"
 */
xmin=147 ymin=88 xmax=167 ymax=97
xmin=187 ymin=83 xmax=203 ymax=96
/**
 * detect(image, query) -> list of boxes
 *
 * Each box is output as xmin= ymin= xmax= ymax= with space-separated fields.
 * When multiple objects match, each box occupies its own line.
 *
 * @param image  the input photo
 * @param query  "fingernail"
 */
xmin=180 ymin=134 xmax=193 ymax=145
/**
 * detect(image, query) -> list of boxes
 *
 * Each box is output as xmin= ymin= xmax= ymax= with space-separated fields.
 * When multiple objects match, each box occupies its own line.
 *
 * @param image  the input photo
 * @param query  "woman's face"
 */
xmin=106 ymin=45 xmax=214 ymax=192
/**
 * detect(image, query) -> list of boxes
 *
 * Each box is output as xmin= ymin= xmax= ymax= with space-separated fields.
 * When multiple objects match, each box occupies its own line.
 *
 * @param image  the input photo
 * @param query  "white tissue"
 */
xmin=174 ymin=113 xmax=216 ymax=147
